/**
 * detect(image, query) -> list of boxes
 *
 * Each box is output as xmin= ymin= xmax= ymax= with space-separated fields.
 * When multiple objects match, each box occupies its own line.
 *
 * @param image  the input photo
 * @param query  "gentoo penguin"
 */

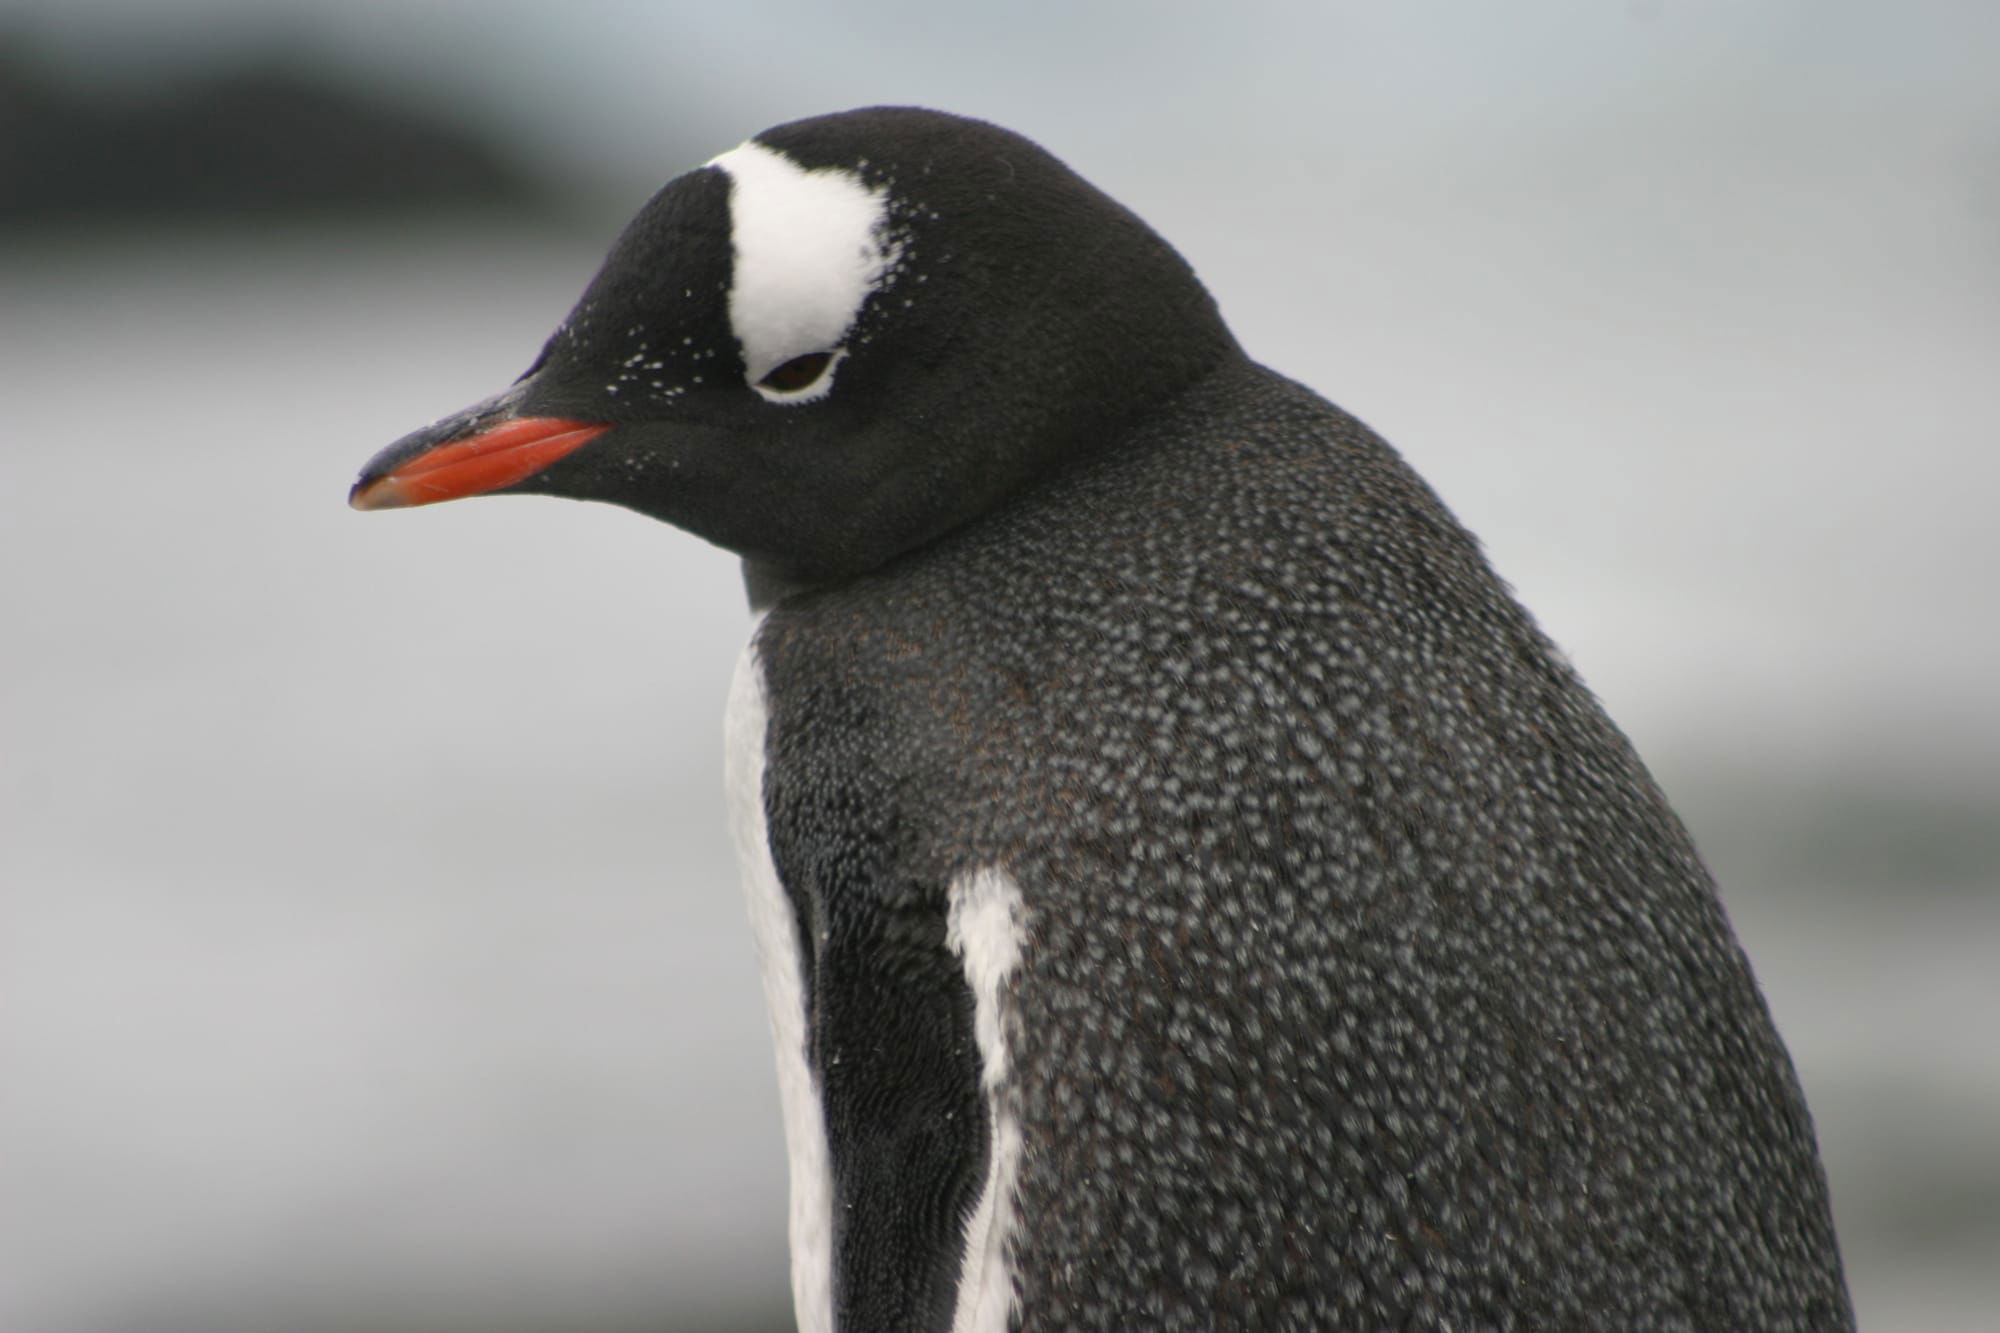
xmin=351 ymin=108 xmax=1852 ymax=1330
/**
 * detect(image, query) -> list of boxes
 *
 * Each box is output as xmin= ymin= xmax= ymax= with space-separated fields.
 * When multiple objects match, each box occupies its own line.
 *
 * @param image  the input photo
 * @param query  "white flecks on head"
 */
xmin=945 ymin=867 xmax=1029 ymax=1333
xmin=724 ymin=627 xmax=834 ymax=1333
xmin=707 ymin=141 xmax=901 ymax=404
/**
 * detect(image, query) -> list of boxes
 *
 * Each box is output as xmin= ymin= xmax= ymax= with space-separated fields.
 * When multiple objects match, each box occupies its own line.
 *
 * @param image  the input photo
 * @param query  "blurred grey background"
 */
xmin=3 ymin=2 xmax=1996 ymax=1330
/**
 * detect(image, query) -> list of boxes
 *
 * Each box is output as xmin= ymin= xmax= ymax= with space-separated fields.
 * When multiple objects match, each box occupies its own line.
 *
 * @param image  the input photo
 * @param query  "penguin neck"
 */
xmin=742 ymin=559 xmax=815 ymax=614
xmin=736 ymin=352 xmax=1257 ymax=617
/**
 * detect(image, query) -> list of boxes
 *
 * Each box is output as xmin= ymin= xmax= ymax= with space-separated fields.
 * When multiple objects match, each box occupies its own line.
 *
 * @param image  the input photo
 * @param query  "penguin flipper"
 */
xmin=807 ymin=896 xmax=991 ymax=1330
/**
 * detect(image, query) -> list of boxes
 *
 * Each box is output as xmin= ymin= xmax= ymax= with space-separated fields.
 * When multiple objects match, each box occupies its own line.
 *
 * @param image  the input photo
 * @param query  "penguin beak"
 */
xmin=350 ymin=395 xmax=611 ymax=511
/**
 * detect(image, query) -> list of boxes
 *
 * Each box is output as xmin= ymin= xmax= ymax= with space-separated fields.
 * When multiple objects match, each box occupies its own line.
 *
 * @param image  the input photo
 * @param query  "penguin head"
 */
xmin=351 ymin=107 xmax=1238 ymax=585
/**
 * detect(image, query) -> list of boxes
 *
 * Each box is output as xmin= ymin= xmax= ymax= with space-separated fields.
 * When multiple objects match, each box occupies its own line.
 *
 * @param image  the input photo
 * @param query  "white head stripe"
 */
xmin=708 ymin=141 xmax=899 ymax=399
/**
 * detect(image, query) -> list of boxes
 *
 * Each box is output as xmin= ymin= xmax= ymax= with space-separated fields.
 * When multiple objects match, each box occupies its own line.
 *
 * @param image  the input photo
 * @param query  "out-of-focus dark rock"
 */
xmin=0 ymin=42 xmax=559 ymax=229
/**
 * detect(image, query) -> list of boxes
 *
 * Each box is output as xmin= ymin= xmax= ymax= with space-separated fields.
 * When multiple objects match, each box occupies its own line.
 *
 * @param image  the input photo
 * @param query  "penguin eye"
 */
xmin=758 ymin=351 xmax=836 ymax=394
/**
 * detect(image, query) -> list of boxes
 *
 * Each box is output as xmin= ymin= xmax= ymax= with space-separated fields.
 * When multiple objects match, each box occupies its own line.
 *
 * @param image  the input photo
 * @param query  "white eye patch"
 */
xmin=708 ymin=141 xmax=900 ymax=404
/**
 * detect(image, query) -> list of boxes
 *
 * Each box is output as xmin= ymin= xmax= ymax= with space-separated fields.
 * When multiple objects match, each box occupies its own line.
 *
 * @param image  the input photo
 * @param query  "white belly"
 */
xmin=724 ymin=630 xmax=833 ymax=1333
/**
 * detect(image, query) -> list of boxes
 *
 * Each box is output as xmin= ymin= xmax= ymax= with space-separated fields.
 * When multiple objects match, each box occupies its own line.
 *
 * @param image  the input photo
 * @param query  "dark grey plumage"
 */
xmin=754 ymin=362 xmax=1851 ymax=1329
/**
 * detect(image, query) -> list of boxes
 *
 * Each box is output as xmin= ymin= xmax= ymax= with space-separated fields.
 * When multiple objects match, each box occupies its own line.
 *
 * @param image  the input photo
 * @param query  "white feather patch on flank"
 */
xmin=945 ymin=867 xmax=1029 ymax=1333
xmin=724 ymin=626 xmax=833 ymax=1333
xmin=707 ymin=141 xmax=899 ymax=402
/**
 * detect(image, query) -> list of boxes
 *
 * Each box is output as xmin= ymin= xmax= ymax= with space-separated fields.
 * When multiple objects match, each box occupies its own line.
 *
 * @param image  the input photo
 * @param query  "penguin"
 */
xmin=350 ymin=108 xmax=1853 ymax=1331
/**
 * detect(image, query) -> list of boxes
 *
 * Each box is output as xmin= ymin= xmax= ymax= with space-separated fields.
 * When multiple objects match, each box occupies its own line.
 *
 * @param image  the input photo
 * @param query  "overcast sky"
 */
xmin=12 ymin=0 xmax=2000 ymax=184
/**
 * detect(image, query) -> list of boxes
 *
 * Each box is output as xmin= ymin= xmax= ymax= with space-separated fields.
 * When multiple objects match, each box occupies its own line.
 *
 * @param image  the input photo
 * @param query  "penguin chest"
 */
xmin=724 ymin=635 xmax=834 ymax=1331
xmin=725 ymin=634 xmax=1027 ymax=1333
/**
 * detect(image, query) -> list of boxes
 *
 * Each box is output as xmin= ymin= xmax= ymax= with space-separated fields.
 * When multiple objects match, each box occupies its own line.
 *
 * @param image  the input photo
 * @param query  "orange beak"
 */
xmin=350 ymin=416 xmax=611 ymax=511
